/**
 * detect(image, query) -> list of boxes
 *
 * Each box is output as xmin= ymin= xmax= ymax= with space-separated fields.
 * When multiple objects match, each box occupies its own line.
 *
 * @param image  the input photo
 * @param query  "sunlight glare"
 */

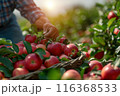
xmin=46 ymin=1 xmax=55 ymax=10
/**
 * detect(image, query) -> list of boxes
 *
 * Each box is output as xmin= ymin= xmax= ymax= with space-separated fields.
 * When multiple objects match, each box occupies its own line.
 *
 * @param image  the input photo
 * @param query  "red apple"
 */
xmin=36 ymin=44 xmax=46 ymax=50
xmin=101 ymin=63 xmax=120 ymax=80
xmin=59 ymin=54 xmax=69 ymax=59
xmin=94 ymin=51 xmax=104 ymax=59
xmin=61 ymin=69 xmax=81 ymax=80
xmin=25 ymin=34 xmax=37 ymax=43
xmin=43 ymin=51 xmax=50 ymax=58
xmin=16 ymin=41 xmax=24 ymax=47
xmin=114 ymin=28 xmax=120 ymax=35
xmin=31 ymin=43 xmax=37 ymax=46
xmin=12 ymin=68 xmax=29 ymax=77
xmin=47 ymin=42 xmax=63 ymax=56
xmin=83 ymin=51 xmax=90 ymax=58
xmin=59 ymin=36 xmax=67 ymax=43
xmin=84 ymin=72 xmax=102 ymax=80
xmin=14 ymin=60 xmax=26 ymax=69
xmin=47 ymin=43 xmax=53 ymax=53
xmin=89 ymin=60 xmax=103 ymax=71
xmin=40 ymin=39 xmax=48 ymax=45
xmin=18 ymin=46 xmax=24 ymax=55
xmin=61 ymin=44 xmax=66 ymax=52
xmin=0 ymin=72 xmax=4 ymax=80
xmin=25 ymin=53 xmax=42 ymax=71
xmin=107 ymin=11 xmax=118 ymax=20
xmin=64 ymin=44 xmax=79 ymax=58
xmin=44 ymin=56 xmax=60 ymax=68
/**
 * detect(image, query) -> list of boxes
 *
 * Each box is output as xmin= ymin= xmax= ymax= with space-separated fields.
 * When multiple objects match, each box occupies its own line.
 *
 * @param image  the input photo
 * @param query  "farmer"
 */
xmin=0 ymin=0 xmax=59 ymax=43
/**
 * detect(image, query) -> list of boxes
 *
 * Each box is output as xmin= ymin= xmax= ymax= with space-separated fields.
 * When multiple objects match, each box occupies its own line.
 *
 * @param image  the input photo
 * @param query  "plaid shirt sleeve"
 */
xmin=15 ymin=0 xmax=45 ymax=23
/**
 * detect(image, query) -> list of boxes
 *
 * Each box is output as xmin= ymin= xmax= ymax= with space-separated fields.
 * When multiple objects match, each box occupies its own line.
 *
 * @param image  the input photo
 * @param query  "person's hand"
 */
xmin=43 ymin=23 xmax=59 ymax=40
xmin=34 ymin=16 xmax=59 ymax=40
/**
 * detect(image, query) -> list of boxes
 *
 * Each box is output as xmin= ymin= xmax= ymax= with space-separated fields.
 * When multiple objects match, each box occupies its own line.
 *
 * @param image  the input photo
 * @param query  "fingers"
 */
xmin=43 ymin=23 xmax=59 ymax=40
xmin=44 ymin=28 xmax=57 ymax=40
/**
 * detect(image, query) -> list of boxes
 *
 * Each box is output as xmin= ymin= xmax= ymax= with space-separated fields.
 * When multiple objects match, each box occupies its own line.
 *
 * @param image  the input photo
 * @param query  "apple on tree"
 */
xmin=107 ymin=11 xmax=118 ymax=20
xmin=94 ymin=51 xmax=104 ymax=60
xmin=114 ymin=28 xmax=120 ymax=35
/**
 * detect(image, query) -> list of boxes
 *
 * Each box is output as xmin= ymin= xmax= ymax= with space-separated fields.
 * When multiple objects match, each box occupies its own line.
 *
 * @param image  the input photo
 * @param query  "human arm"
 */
xmin=15 ymin=0 xmax=59 ymax=40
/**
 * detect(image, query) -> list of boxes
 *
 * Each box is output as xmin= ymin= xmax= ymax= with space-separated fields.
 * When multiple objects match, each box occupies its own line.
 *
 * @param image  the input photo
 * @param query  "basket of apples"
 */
xmin=0 ymin=34 xmax=86 ymax=80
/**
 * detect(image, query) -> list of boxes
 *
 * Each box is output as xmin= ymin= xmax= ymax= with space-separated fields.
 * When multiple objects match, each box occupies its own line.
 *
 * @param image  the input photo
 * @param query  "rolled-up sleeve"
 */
xmin=15 ymin=0 xmax=45 ymax=23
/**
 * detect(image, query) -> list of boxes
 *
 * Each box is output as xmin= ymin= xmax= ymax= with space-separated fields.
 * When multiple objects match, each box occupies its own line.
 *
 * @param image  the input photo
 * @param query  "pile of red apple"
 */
xmin=0 ymin=35 xmax=80 ymax=80
xmin=61 ymin=60 xmax=120 ymax=80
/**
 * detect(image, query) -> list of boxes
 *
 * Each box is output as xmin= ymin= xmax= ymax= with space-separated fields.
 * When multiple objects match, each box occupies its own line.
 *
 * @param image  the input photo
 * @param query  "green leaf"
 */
xmin=117 ymin=32 xmax=120 ymax=38
xmin=82 ymin=48 xmax=88 ymax=52
xmin=0 ymin=47 xmax=15 ymax=56
xmin=0 ymin=38 xmax=12 ymax=45
xmin=35 ymin=48 xmax=46 ymax=60
xmin=93 ymin=37 xmax=105 ymax=46
xmin=116 ymin=2 xmax=120 ymax=12
xmin=12 ymin=44 xmax=19 ymax=53
xmin=90 ymin=50 xmax=97 ymax=57
xmin=60 ymin=57 xmax=70 ymax=62
xmin=23 ymin=41 xmax=32 ymax=54
xmin=11 ymin=57 xmax=18 ymax=63
xmin=95 ymin=3 xmax=104 ymax=8
xmin=94 ymin=25 xmax=103 ymax=30
xmin=89 ymin=28 xmax=95 ymax=32
xmin=0 ymin=65 xmax=12 ymax=77
xmin=21 ymin=54 xmax=27 ymax=58
xmin=80 ymin=66 xmax=88 ymax=80
xmin=0 ymin=56 xmax=13 ymax=71
xmin=56 ymin=35 xmax=64 ymax=42
xmin=117 ymin=75 xmax=120 ymax=80
xmin=107 ymin=17 xmax=116 ymax=28
xmin=90 ymin=44 xmax=100 ymax=48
